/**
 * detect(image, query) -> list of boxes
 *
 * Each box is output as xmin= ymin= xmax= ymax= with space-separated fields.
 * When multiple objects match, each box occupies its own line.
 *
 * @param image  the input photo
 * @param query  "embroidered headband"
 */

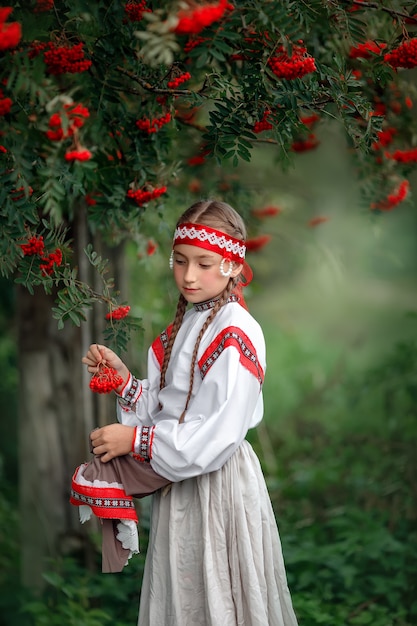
xmin=173 ymin=222 xmax=246 ymax=264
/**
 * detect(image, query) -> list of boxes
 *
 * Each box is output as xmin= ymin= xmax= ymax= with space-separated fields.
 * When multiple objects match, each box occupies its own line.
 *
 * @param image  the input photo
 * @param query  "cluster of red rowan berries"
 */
xmin=11 ymin=185 xmax=33 ymax=201
xmin=65 ymin=149 xmax=92 ymax=162
xmin=384 ymin=38 xmax=417 ymax=69
xmin=40 ymin=248 xmax=63 ymax=275
xmin=136 ymin=112 xmax=171 ymax=134
xmin=0 ymin=7 xmax=21 ymax=51
xmin=126 ymin=186 xmax=167 ymax=206
xmin=21 ymin=235 xmax=45 ymax=256
xmin=387 ymin=148 xmax=417 ymax=163
xmin=105 ymin=305 xmax=131 ymax=321
xmin=291 ymin=134 xmax=319 ymax=153
xmin=268 ymin=45 xmax=316 ymax=80
xmin=253 ymin=111 xmax=273 ymax=133
xmin=0 ymin=92 xmax=12 ymax=116
xmin=46 ymin=103 xmax=90 ymax=141
xmin=183 ymin=37 xmax=207 ymax=53
xmin=173 ymin=0 xmax=232 ymax=35
xmin=372 ymin=127 xmax=397 ymax=151
xmin=124 ymin=0 xmax=151 ymax=22
xmin=167 ymin=72 xmax=191 ymax=88
xmin=349 ymin=41 xmax=386 ymax=59
xmin=34 ymin=0 xmax=54 ymax=12
xmin=371 ymin=180 xmax=410 ymax=211
xmin=43 ymin=42 xmax=92 ymax=75
xmin=20 ymin=235 xmax=63 ymax=275
xmin=89 ymin=365 xmax=124 ymax=394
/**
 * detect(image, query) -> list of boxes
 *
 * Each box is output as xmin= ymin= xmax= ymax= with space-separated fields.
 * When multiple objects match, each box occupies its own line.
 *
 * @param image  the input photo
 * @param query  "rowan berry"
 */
xmin=253 ymin=111 xmax=273 ymax=133
xmin=21 ymin=235 xmax=45 ymax=256
xmin=34 ymin=0 xmax=54 ymax=11
xmin=0 ymin=97 xmax=12 ymax=116
xmin=43 ymin=42 xmax=92 ymax=75
xmin=0 ymin=8 xmax=21 ymax=51
xmin=40 ymin=248 xmax=63 ymax=275
xmin=349 ymin=41 xmax=386 ymax=59
xmin=268 ymin=45 xmax=316 ymax=80
xmin=173 ymin=0 xmax=232 ymax=35
xmin=89 ymin=365 xmax=124 ymax=394
xmin=385 ymin=38 xmax=417 ymax=69
xmin=126 ymin=186 xmax=167 ymax=206
xmin=105 ymin=305 xmax=131 ymax=321
xmin=65 ymin=149 xmax=92 ymax=161
xmin=135 ymin=112 xmax=171 ymax=134
xmin=167 ymin=72 xmax=191 ymax=89
xmin=371 ymin=180 xmax=410 ymax=211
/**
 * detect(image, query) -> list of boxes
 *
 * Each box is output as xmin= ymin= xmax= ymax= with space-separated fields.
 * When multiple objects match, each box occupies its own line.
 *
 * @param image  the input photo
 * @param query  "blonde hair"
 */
xmin=160 ymin=200 xmax=247 ymax=420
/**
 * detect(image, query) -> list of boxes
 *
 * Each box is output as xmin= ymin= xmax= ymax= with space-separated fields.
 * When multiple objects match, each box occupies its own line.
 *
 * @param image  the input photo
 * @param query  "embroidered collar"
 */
xmin=194 ymin=294 xmax=239 ymax=312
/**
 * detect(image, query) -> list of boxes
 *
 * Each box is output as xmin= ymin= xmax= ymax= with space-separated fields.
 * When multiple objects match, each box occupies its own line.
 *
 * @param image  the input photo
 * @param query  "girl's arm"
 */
xmin=139 ymin=337 xmax=266 ymax=481
xmin=82 ymin=343 xmax=155 ymax=461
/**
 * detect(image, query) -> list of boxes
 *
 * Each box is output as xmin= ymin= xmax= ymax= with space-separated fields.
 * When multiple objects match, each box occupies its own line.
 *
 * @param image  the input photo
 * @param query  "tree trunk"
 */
xmin=17 ymin=210 xmax=126 ymax=591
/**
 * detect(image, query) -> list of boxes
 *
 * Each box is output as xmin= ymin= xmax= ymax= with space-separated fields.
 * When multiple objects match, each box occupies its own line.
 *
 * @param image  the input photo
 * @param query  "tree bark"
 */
xmin=17 ymin=284 xmax=87 ymax=591
xmin=17 ymin=209 xmax=126 ymax=591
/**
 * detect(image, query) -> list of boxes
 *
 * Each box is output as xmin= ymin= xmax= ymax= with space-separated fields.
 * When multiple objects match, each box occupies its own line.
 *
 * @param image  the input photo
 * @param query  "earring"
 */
xmin=219 ymin=257 xmax=233 ymax=278
xmin=169 ymin=250 xmax=174 ymax=270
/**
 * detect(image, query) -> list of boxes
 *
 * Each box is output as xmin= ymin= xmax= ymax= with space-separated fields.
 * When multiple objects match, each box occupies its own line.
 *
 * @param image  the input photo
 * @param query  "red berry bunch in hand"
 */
xmin=89 ymin=363 xmax=124 ymax=394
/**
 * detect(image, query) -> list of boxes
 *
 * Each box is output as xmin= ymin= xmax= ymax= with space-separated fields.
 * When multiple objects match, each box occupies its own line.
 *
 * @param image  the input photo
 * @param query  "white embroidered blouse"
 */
xmin=116 ymin=297 xmax=266 ymax=482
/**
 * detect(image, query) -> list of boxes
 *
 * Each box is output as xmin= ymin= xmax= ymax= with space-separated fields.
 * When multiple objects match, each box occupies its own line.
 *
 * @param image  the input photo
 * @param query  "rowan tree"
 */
xmin=2 ymin=0 xmax=417 ymax=333
xmin=1 ymin=0 xmax=417 ymax=588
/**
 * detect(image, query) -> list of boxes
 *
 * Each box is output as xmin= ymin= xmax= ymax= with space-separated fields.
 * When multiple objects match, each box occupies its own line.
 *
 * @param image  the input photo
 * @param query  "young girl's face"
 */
xmin=172 ymin=244 xmax=242 ymax=304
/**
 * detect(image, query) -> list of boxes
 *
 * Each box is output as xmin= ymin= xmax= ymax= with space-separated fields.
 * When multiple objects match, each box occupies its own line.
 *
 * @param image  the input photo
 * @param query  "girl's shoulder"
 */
xmin=220 ymin=300 xmax=262 ymax=328
xmin=212 ymin=301 xmax=265 ymax=346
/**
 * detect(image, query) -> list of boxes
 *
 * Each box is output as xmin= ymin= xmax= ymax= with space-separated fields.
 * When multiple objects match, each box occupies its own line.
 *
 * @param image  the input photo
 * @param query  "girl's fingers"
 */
xmin=82 ymin=344 xmax=109 ymax=367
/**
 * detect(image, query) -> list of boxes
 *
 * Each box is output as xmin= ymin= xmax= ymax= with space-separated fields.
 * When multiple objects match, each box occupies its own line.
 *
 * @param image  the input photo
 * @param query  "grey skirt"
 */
xmin=138 ymin=440 xmax=298 ymax=626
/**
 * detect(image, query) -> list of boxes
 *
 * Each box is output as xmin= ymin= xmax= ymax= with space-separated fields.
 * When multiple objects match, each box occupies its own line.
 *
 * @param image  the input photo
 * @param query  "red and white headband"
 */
xmin=173 ymin=222 xmax=246 ymax=264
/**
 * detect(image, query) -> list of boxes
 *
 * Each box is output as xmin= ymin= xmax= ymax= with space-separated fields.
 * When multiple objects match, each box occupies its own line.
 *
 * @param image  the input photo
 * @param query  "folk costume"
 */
xmin=72 ymin=222 xmax=298 ymax=626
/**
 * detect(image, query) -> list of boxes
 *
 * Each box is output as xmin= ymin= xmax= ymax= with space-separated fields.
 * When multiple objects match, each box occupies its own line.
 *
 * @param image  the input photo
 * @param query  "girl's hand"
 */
xmin=90 ymin=423 xmax=135 ymax=463
xmin=82 ymin=343 xmax=130 ymax=390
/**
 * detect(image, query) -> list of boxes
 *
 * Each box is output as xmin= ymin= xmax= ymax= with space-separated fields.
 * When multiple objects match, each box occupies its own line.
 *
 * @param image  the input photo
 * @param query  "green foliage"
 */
xmin=256 ymin=338 xmax=417 ymax=626
xmin=1 ymin=335 xmax=415 ymax=625
xmin=1 ymin=0 xmax=417 ymax=332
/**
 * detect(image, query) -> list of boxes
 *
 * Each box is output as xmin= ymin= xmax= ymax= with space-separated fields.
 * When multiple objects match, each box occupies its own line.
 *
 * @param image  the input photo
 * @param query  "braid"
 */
xmin=165 ymin=198 xmax=247 ymax=422
xmin=159 ymin=294 xmax=188 ymax=392
xmin=179 ymin=278 xmax=236 ymax=423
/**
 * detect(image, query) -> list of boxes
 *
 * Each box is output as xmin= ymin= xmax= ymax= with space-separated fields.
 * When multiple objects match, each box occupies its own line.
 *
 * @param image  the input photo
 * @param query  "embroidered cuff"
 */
xmin=132 ymin=425 xmax=155 ymax=463
xmin=117 ymin=373 xmax=142 ymax=408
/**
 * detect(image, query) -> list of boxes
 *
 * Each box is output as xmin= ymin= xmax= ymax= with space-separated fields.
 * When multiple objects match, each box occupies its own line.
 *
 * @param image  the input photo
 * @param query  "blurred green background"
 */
xmin=1 ymin=125 xmax=416 ymax=625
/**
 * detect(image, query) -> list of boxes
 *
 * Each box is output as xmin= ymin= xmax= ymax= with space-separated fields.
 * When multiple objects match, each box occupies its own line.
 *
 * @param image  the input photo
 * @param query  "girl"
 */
xmin=81 ymin=200 xmax=298 ymax=626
